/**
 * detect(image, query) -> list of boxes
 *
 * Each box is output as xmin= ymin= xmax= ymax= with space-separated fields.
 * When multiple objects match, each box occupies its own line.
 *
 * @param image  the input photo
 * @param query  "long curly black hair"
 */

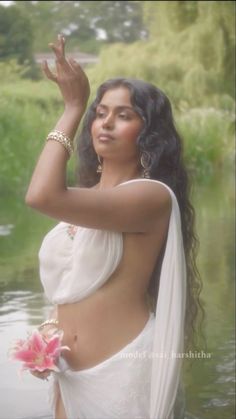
xmin=76 ymin=78 xmax=205 ymax=352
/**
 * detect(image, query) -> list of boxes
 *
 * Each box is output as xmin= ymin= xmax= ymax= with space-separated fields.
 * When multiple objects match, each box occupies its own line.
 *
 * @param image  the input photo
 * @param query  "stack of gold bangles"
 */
xmin=46 ymin=130 xmax=74 ymax=157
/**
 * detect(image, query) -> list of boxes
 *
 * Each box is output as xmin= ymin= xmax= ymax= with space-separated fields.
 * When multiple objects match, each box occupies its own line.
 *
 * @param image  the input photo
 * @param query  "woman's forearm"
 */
xmin=55 ymin=105 xmax=84 ymax=138
xmin=25 ymin=107 xmax=83 ymax=208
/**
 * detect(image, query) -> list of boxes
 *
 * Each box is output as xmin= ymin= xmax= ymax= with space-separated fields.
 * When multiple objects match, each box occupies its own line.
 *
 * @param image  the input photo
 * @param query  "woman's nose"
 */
xmin=102 ymin=114 xmax=114 ymax=129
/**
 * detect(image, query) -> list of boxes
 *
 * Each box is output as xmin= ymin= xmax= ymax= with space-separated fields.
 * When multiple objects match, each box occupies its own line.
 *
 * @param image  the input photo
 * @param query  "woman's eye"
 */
xmin=96 ymin=111 xmax=106 ymax=118
xmin=119 ymin=113 xmax=130 ymax=120
xmin=95 ymin=110 xmax=131 ymax=120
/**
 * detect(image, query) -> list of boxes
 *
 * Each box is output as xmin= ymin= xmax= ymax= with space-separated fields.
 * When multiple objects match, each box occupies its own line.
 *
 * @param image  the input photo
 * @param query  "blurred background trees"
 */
xmin=0 ymin=4 xmax=33 ymax=63
xmin=5 ymin=0 xmax=147 ymax=53
xmin=0 ymin=0 xmax=235 ymax=107
xmin=0 ymin=0 xmax=235 ymax=191
xmin=86 ymin=0 xmax=235 ymax=110
xmin=142 ymin=1 xmax=235 ymax=104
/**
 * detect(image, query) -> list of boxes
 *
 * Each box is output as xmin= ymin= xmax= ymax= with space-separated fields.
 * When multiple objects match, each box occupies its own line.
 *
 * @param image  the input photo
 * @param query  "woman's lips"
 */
xmin=98 ymin=134 xmax=114 ymax=142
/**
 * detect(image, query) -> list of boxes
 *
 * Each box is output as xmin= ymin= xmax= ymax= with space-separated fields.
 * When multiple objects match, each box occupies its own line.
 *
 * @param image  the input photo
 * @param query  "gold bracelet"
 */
xmin=46 ymin=130 xmax=74 ymax=157
xmin=38 ymin=318 xmax=59 ymax=330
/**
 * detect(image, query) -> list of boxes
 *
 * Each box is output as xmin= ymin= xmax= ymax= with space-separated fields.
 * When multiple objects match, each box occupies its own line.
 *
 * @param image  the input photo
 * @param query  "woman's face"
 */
xmin=91 ymin=87 xmax=144 ymax=164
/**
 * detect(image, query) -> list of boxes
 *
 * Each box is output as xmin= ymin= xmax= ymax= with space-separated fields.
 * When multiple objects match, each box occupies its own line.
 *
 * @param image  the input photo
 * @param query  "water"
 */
xmin=0 ymin=176 xmax=235 ymax=419
xmin=0 ymin=291 xmax=52 ymax=419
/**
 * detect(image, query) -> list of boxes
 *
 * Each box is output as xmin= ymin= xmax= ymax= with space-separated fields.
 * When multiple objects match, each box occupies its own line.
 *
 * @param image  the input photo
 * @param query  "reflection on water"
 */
xmin=0 ymin=291 xmax=52 ymax=419
xmin=0 ymin=175 xmax=235 ymax=419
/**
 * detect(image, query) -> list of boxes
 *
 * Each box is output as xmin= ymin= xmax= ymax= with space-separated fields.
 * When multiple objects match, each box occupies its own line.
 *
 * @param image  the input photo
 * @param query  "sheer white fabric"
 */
xmin=50 ymin=312 xmax=156 ymax=419
xmin=39 ymin=179 xmax=186 ymax=419
xmin=39 ymin=223 xmax=123 ymax=304
xmin=117 ymin=180 xmax=187 ymax=419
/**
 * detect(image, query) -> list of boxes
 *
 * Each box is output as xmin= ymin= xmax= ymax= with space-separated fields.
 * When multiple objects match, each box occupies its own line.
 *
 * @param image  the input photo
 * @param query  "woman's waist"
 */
xmin=57 ymin=298 xmax=153 ymax=371
xmin=57 ymin=294 xmax=150 ymax=343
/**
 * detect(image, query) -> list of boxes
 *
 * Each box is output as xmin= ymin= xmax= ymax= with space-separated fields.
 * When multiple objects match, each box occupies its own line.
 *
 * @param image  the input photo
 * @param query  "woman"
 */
xmin=26 ymin=35 xmax=203 ymax=419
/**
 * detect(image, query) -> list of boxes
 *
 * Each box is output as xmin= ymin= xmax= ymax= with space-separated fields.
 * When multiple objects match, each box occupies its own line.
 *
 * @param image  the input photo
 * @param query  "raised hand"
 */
xmin=42 ymin=34 xmax=90 ymax=113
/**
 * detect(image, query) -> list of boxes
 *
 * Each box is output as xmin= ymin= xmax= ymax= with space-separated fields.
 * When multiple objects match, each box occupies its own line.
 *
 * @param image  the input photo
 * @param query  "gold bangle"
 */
xmin=46 ymin=130 xmax=74 ymax=157
xmin=38 ymin=318 xmax=59 ymax=330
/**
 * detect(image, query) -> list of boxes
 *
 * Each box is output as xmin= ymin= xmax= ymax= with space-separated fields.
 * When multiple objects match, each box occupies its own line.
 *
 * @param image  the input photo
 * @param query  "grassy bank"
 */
xmin=0 ymin=79 xmax=234 ymax=196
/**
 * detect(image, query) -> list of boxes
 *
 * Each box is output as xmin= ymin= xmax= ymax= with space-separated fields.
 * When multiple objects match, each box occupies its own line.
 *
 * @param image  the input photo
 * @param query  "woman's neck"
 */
xmin=97 ymin=164 xmax=141 ymax=189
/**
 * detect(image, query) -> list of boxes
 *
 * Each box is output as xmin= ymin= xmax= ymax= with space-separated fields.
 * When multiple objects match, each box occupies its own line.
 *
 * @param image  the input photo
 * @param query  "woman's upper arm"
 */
xmin=28 ymin=182 xmax=172 ymax=233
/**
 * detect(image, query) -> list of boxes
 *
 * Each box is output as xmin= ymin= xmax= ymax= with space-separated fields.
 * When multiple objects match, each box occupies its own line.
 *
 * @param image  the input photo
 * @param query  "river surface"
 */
xmin=0 ymin=175 xmax=235 ymax=419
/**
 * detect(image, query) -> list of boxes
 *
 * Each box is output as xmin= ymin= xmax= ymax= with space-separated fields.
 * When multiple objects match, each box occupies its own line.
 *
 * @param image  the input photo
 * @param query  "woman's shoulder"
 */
xmin=116 ymin=178 xmax=173 ymax=204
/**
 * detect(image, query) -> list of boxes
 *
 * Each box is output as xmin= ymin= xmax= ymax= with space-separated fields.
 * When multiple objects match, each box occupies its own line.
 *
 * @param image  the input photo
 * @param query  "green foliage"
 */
xmin=13 ymin=1 xmax=146 ymax=54
xmin=0 ymin=4 xmax=34 ymax=63
xmin=0 ymin=58 xmax=41 ymax=82
xmin=0 ymin=79 xmax=233 ymax=197
xmin=0 ymin=4 xmax=41 ymax=79
xmin=143 ymin=1 xmax=199 ymax=36
xmin=0 ymin=59 xmax=25 ymax=82
xmin=0 ymin=77 xmax=78 ymax=196
xmin=142 ymin=1 xmax=235 ymax=100
xmin=177 ymin=107 xmax=234 ymax=178
xmin=83 ymin=1 xmax=145 ymax=43
xmin=0 ymin=80 xmax=62 ymax=195
xmin=86 ymin=1 xmax=235 ymax=110
xmin=0 ymin=1 xmax=234 ymax=193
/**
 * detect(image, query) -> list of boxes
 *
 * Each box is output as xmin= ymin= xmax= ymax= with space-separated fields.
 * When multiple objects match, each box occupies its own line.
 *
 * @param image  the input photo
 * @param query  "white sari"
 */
xmin=39 ymin=179 xmax=187 ymax=419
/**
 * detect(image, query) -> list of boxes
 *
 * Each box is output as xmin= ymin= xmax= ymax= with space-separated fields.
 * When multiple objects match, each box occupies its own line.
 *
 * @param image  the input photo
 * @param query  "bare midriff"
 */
xmin=57 ymin=227 xmax=167 ymax=372
xmin=58 ymin=286 xmax=150 ymax=371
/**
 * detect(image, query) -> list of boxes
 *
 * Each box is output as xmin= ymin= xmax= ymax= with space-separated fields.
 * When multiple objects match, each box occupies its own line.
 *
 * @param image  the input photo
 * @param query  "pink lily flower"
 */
xmin=10 ymin=329 xmax=70 ymax=372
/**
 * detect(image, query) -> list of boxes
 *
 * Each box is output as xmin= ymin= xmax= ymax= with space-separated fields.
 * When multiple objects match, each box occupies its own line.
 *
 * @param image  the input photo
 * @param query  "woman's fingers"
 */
xmin=68 ymin=57 xmax=80 ymax=71
xmin=43 ymin=35 xmax=90 ymax=108
xmin=31 ymin=369 xmax=51 ymax=380
xmin=68 ymin=58 xmax=87 ymax=78
xmin=58 ymin=34 xmax=65 ymax=56
xmin=42 ymin=44 xmax=72 ymax=83
xmin=55 ymin=57 xmax=75 ymax=79
xmin=49 ymin=34 xmax=65 ymax=64
xmin=41 ymin=60 xmax=58 ymax=82
xmin=47 ymin=35 xmax=79 ymax=79
xmin=52 ymin=38 xmax=76 ymax=77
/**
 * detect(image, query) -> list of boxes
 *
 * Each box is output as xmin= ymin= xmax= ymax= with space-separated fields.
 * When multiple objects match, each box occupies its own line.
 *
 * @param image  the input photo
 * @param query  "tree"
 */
xmin=13 ymin=1 xmax=147 ymax=53
xmin=142 ymin=1 xmax=235 ymax=100
xmin=0 ymin=5 xmax=34 ymax=63
xmin=86 ymin=1 xmax=235 ymax=109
